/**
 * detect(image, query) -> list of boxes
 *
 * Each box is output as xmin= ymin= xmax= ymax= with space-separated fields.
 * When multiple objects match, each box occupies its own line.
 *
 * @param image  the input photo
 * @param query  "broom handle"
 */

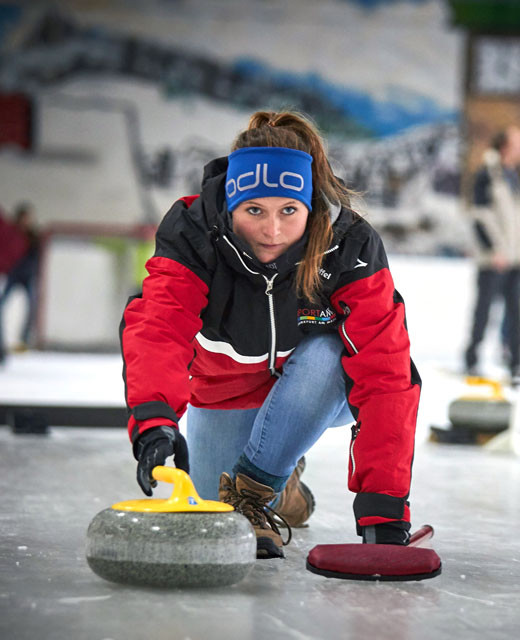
xmin=408 ymin=524 xmax=434 ymax=547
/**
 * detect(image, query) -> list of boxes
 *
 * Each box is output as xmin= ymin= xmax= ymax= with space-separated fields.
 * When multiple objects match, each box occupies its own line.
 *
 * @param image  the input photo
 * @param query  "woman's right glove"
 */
xmin=134 ymin=425 xmax=190 ymax=496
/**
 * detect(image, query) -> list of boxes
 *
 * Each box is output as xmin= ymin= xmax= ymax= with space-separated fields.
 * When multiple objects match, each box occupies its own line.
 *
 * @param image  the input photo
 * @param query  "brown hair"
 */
xmin=231 ymin=110 xmax=355 ymax=302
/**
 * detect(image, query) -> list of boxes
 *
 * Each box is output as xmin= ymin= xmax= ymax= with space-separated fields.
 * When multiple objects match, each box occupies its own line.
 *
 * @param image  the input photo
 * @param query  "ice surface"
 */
xmin=1 ymin=255 xmax=520 ymax=639
xmin=1 ymin=425 xmax=520 ymax=640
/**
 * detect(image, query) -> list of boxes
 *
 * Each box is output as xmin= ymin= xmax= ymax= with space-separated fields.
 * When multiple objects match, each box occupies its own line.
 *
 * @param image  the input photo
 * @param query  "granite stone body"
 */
xmin=86 ymin=508 xmax=256 ymax=588
xmin=448 ymin=398 xmax=511 ymax=431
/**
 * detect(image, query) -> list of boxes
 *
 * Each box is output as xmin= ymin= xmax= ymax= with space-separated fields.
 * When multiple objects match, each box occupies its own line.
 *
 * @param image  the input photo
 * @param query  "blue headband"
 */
xmin=225 ymin=147 xmax=313 ymax=212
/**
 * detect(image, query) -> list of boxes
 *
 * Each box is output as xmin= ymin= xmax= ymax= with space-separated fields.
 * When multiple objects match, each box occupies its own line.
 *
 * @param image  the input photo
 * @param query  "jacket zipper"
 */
xmin=341 ymin=320 xmax=358 ymax=355
xmin=222 ymin=236 xmax=280 ymax=376
xmin=264 ymin=273 xmax=278 ymax=375
xmin=350 ymin=422 xmax=360 ymax=477
xmin=222 ymin=235 xmax=260 ymax=276
xmin=294 ymin=244 xmax=340 ymax=267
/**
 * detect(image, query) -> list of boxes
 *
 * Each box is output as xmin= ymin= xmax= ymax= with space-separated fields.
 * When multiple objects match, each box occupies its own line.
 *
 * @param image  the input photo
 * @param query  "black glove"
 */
xmin=134 ymin=425 xmax=190 ymax=496
xmin=361 ymin=521 xmax=411 ymax=545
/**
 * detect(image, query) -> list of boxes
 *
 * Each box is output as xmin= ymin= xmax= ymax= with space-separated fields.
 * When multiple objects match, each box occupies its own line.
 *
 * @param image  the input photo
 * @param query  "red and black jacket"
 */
xmin=120 ymin=156 xmax=421 ymax=529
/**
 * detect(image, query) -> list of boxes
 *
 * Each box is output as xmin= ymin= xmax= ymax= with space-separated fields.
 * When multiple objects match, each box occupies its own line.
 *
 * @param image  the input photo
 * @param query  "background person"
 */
xmin=0 ymin=202 xmax=40 ymax=362
xmin=120 ymin=111 xmax=421 ymax=559
xmin=464 ymin=127 xmax=520 ymax=383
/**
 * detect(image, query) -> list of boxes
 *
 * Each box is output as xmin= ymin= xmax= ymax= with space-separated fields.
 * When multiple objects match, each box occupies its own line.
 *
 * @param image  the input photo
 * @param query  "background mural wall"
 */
xmin=1 ymin=0 xmax=468 ymax=256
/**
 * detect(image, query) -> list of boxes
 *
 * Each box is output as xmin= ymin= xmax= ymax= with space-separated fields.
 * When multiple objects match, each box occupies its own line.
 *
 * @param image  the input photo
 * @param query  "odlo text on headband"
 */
xmin=225 ymin=147 xmax=313 ymax=212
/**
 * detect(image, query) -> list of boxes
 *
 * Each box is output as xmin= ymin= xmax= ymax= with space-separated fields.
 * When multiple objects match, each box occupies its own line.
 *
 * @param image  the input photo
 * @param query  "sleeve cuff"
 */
xmin=131 ymin=401 xmax=179 ymax=423
xmin=353 ymin=492 xmax=410 ymax=528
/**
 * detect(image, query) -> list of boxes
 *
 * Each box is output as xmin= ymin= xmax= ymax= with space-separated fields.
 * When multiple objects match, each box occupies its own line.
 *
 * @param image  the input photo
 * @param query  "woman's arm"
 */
xmin=120 ymin=196 xmax=213 ymax=447
xmin=330 ymin=227 xmax=421 ymax=533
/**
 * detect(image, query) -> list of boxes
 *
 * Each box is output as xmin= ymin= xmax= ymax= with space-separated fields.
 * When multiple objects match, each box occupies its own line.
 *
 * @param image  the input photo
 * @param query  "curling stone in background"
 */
xmin=86 ymin=466 xmax=256 ymax=588
xmin=448 ymin=377 xmax=511 ymax=433
xmin=430 ymin=377 xmax=511 ymax=445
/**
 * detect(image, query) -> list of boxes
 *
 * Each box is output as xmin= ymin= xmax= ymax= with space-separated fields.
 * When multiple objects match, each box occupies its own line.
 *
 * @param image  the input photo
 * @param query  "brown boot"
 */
xmin=219 ymin=472 xmax=291 ymax=559
xmin=273 ymin=457 xmax=315 ymax=528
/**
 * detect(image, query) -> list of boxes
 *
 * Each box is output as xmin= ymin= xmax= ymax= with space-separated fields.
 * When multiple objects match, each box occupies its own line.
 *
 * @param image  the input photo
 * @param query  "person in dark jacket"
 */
xmin=120 ymin=111 xmax=421 ymax=559
xmin=0 ymin=202 xmax=40 ymax=362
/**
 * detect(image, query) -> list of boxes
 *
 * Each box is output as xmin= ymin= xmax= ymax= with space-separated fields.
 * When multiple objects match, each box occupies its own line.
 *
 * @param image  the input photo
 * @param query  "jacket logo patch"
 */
xmin=297 ymin=307 xmax=336 ymax=326
xmin=319 ymin=268 xmax=332 ymax=279
xmin=355 ymin=258 xmax=368 ymax=269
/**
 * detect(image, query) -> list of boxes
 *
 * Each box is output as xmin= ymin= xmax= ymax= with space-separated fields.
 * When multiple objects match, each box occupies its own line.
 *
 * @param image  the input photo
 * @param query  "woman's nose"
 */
xmin=262 ymin=214 xmax=281 ymax=239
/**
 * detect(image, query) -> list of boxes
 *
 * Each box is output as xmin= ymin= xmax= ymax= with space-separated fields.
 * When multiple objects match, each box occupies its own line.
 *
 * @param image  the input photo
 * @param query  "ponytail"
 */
xmin=232 ymin=110 xmax=356 ymax=302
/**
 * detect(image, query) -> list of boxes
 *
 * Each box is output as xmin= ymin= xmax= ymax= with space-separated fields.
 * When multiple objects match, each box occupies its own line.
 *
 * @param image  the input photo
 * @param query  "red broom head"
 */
xmin=307 ymin=543 xmax=442 ymax=582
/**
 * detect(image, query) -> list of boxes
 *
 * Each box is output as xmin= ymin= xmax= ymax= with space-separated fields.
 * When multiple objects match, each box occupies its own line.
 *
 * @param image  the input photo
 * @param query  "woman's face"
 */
xmin=232 ymin=196 xmax=309 ymax=263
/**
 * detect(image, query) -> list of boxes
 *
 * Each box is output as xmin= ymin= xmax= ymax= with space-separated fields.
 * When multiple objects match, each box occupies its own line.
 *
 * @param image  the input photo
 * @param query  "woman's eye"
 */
xmin=246 ymin=206 xmax=262 ymax=215
xmin=282 ymin=206 xmax=296 ymax=215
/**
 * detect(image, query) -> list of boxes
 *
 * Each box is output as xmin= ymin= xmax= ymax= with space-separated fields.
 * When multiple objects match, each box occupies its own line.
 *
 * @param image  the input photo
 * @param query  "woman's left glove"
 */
xmin=361 ymin=522 xmax=410 ymax=545
xmin=134 ymin=425 xmax=190 ymax=496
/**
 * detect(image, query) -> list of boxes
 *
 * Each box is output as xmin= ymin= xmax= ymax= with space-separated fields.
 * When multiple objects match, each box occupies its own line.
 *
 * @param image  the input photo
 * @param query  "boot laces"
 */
xmin=227 ymin=485 xmax=292 ymax=546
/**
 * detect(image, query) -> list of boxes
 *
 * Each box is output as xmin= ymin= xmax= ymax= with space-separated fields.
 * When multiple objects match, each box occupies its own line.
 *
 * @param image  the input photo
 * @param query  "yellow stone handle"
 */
xmin=112 ymin=466 xmax=234 ymax=512
xmin=152 ymin=465 xmax=190 ymax=487
xmin=465 ymin=376 xmax=504 ymax=400
xmin=151 ymin=466 xmax=205 ymax=506
xmin=151 ymin=466 xmax=233 ymax=512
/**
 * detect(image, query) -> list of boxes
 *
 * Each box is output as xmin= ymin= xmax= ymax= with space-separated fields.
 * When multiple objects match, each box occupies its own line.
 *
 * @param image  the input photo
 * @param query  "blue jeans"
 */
xmin=186 ymin=332 xmax=353 ymax=500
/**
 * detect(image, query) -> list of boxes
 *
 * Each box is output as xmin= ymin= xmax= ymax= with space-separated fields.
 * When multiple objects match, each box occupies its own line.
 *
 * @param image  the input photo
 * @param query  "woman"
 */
xmin=120 ymin=111 xmax=421 ymax=559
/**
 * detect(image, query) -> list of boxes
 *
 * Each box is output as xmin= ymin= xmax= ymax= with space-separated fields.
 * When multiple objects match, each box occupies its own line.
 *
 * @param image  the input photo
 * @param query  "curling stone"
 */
xmin=86 ymin=466 xmax=256 ymax=588
xmin=448 ymin=377 xmax=511 ymax=433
